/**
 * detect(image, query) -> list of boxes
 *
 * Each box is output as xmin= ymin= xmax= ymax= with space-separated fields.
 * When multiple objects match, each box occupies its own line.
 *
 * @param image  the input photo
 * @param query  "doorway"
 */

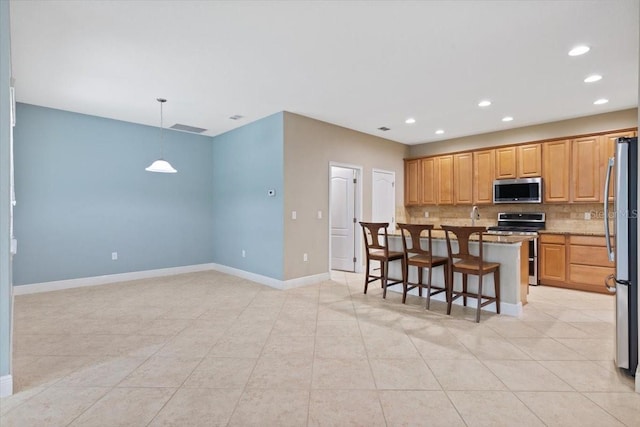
xmin=329 ymin=164 xmax=362 ymax=272
xmin=372 ymin=169 xmax=396 ymax=230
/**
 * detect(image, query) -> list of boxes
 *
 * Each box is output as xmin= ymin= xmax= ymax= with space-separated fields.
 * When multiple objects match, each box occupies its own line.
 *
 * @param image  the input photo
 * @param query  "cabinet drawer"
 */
xmin=570 ymin=245 xmax=614 ymax=267
xmin=569 ymin=264 xmax=614 ymax=287
xmin=569 ymin=235 xmax=607 ymax=246
xmin=540 ymin=234 xmax=566 ymax=244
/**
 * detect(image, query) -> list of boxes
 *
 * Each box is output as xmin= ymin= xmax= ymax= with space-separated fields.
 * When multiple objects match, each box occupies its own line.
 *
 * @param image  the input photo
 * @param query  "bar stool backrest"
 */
xmin=360 ymin=222 xmax=390 ymax=256
xmin=397 ymin=223 xmax=435 ymax=259
xmin=441 ymin=225 xmax=487 ymax=266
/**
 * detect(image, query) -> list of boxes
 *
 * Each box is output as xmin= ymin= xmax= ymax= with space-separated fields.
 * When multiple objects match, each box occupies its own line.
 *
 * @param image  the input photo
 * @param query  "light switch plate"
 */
xmin=292 ymin=211 xmax=297 ymax=220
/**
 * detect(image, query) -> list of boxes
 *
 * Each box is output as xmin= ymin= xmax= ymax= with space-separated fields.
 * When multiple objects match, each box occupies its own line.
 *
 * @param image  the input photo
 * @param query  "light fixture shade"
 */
xmin=145 ymin=159 xmax=177 ymax=173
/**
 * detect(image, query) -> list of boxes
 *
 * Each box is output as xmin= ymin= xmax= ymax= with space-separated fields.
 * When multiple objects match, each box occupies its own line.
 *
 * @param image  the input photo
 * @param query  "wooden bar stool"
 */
xmin=359 ymin=222 xmax=405 ymax=298
xmin=441 ymin=225 xmax=500 ymax=323
xmin=397 ymin=223 xmax=449 ymax=309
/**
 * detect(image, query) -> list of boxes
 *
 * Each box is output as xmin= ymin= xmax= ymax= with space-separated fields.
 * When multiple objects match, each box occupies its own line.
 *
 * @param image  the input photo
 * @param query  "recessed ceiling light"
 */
xmin=502 ymin=116 xmax=514 ymax=122
xmin=435 ymin=129 xmax=445 ymax=135
xmin=478 ymin=100 xmax=491 ymax=107
xmin=229 ymin=115 xmax=244 ymax=120
xmin=593 ymin=98 xmax=609 ymax=105
xmin=584 ymin=74 xmax=602 ymax=83
xmin=405 ymin=117 xmax=416 ymax=124
xmin=568 ymin=45 xmax=590 ymax=56
xmin=378 ymin=126 xmax=390 ymax=131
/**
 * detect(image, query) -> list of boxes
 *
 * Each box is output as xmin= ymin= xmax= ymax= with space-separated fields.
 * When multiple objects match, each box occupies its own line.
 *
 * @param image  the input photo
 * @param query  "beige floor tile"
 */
xmin=539 ymin=361 xmax=635 ymax=392
xmin=458 ymin=335 xmax=532 ymax=360
xmin=483 ymin=360 xmax=573 ymax=392
xmin=584 ymin=392 xmax=640 ymax=426
xmin=177 ymin=319 xmax=229 ymax=337
xmin=509 ymin=337 xmax=586 ymax=360
xmin=13 ymin=355 xmax=95 ymax=391
xmin=208 ymin=333 xmax=269 ymax=358
xmin=69 ymin=387 xmax=175 ymax=427
xmin=271 ymin=318 xmax=317 ymax=336
xmin=568 ymin=321 xmax=615 ymax=337
xmin=247 ymin=357 xmax=312 ymax=389
xmin=523 ymin=321 xmax=590 ymax=338
xmin=0 ymin=386 xmax=108 ymax=427
xmin=362 ymin=332 xmax=421 ymax=358
xmin=55 ymin=356 xmax=146 ymax=387
xmin=312 ymin=357 xmax=376 ymax=389
xmin=228 ymin=389 xmax=309 ymax=427
xmin=157 ymin=305 xmax=209 ymax=320
xmin=308 ymin=389 xmax=386 ymax=427
xmin=486 ymin=321 xmax=547 ymax=338
xmin=379 ymin=390 xmax=465 ymax=426
xmin=427 ymin=359 xmax=506 ymax=391
xmin=315 ymin=319 xmax=361 ymax=336
xmin=108 ymin=334 xmax=169 ymax=357
xmin=155 ymin=334 xmax=217 ymax=358
xmin=183 ymin=357 xmax=256 ymax=389
xmin=119 ymin=356 xmax=202 ymax=388
xmin=370 ymin=358 xmax=441 ymax=390
xmin=261 ymin=335 xmax=315 ymax=358
xmin=148 ymin=388 xmax=243 ymax=426
xmin=0 ymin=385 xmax=46 ymax=416
xmin=135 ymin=318 xmax=192 ymax=336
xmin=516 ymin=391 xmax=625 ymax=427
xmin=555 ymin=337 xmax=615 ymax=361
xmin=448 ymin=390 xmax=545 ymax=427
xmin=314 ymin=335 xmax=367 ymax=359
xmin=409 ymin=333 xmax=476 ymax=360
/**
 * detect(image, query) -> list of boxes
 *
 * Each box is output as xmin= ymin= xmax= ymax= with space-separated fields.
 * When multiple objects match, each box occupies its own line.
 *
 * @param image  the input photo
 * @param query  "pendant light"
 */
xmin=145 ymin=98 xmax=177 ymax=173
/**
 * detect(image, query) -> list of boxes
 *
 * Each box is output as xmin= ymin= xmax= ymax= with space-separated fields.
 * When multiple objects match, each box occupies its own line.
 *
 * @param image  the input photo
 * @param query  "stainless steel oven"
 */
xmin=487 ymin=212 xmax=545 ymax=286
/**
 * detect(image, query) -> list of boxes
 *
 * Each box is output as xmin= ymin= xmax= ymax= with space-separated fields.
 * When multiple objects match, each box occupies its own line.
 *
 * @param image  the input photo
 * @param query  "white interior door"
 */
xmin=372 ymin=169 xmax=396 ymax=230
xmin=330 ymin=166 xmax=356 ymax=272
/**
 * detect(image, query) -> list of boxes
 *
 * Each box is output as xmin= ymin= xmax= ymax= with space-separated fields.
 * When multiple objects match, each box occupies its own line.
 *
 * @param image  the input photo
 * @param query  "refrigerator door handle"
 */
xmin=604 ymin=157 xmax=615 ymax=262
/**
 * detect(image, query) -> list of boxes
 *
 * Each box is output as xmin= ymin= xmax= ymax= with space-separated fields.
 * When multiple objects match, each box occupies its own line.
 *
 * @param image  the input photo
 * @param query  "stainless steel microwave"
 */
xmin=493 ymin=177 xmax=542 ymax=204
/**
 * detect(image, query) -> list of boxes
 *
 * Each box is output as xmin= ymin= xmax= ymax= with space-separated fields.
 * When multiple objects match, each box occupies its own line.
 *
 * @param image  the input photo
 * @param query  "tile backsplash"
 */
xmin=401 ymin=203 xmax=611 ymax=234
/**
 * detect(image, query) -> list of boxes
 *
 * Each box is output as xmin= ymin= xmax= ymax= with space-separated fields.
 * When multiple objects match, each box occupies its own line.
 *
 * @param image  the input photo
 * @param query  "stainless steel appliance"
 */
xmin=604 ymin=136 xmax=638 ymax=377
xmin=487 ymin=212 xmax=545 ymax=286
xmin=493 ymin=177 xmax=543 ymax=204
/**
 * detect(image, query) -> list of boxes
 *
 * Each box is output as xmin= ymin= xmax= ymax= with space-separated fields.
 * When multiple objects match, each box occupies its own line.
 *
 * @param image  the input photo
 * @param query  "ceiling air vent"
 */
xmin=229 ymin=115 xmax=244 ymax=120
xmin=169 ymin=124 xmax=207 ymax=134
xmin=378 ymin=126 xmax=391 ymax=131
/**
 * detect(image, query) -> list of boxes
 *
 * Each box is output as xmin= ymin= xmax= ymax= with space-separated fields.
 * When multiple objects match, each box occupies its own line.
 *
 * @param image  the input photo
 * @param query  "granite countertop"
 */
xmin=389 ymin=229 xmax=532 ymax=245
xmin=538 ymin=230 xmax=607 ymax=237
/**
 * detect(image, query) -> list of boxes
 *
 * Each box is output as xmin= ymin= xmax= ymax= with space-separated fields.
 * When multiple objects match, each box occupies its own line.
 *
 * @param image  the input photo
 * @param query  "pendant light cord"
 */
xmin=158 ymin=98 xmax=167 ymax=159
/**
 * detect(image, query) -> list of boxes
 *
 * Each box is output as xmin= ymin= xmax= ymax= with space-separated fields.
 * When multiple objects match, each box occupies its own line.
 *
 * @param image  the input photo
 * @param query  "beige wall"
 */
xmin=283 ymin=112 xmax=408 ymax=280
xmin=409 ymin=108 xmax=638 ymax=158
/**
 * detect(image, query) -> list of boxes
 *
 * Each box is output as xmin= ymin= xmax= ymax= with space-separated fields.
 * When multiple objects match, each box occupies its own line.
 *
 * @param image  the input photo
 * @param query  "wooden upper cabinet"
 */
xmin=495 ymin=146 xmax=517 ymax=179
xmin=404 ymin=159 xmax=421 ymax=206
xmin=454 ymin=153 xmax=473 ymax=205
xmin=517 ymin=143 xmax=542 ymax=177
xmin=473 ymin=149 xmax=495 ymax=204
xmin=436 ymin=155 xmax=454 ymax=205
xmin=601 ymin=130 xmax=637 ymax=202
xmin=543 ymin=140 xmax=571 ymax=202
xmin=571 ymin=136 xmax=601 ymax=202
xmin=420 ymin=157 xmax=437 ymax=205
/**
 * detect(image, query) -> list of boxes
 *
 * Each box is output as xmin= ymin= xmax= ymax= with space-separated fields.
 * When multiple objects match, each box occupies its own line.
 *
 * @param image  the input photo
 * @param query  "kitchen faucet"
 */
xmin=471 ymin=205 xmax=480 ymax=226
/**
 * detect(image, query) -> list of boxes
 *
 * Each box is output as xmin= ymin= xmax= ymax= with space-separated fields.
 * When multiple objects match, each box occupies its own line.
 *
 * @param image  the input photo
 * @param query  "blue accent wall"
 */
xmin=12 ymin=104 xmax=215 ymax=285
xmin=211 ymin=113 xmax=284 ymax=280
xmin=0 ymin=0 xmax=13 ymax=380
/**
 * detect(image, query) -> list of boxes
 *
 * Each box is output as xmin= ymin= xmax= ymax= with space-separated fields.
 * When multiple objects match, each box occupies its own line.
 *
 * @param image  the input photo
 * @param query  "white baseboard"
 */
xmin=209 ymin=263 xmax=329 ymax=290
xmin=14 ymin=263 xmax=330 ymax=295
xmin=0 ymin=375 xmax=12 ymax=397
xmin=393 ymin=287 xmax=523 ymax=317
xmin=13 ymin=263 xmax=218 ymax=295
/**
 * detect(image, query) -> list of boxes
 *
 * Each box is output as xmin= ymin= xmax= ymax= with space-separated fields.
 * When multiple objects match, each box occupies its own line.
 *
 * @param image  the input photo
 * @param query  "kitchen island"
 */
xmin=386 ymin=231 xmax=531 ymax=317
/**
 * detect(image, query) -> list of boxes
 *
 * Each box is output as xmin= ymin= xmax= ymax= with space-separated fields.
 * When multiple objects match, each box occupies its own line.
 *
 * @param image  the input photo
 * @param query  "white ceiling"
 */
xmin=8 ymin=0 xmax=640 ymax=145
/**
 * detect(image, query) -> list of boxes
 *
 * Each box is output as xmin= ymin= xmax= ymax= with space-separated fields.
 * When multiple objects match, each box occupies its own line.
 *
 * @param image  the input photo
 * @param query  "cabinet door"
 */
xmin=420 ymin=157 xmax=437 ymax=205
xmin=454 ymin=153 xmax=473 ymax=205
xmin=437 ymin=155 xmax=454 ymax=205
xmin=473 ymin=149 xmax=495 ymax=204
xmin=517 ymin=143 xmax=542 ymax=177
xmin=540 ymin=243 xmax=566 ymax=282
xmin=495 ymin=146 xmax=517 ymax=179
xmin=571 ymin=136 xmax=600 ymax=202
xmin=601 ymin=131 xmax=636 ymax=202
xmin=404 ymin=159 xmax=421 ymax=206
xmin=543 ymin=140 xmax=571 ymax=202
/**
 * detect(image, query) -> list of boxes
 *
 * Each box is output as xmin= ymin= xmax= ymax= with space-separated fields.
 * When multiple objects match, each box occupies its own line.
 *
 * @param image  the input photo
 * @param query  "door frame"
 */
xmin=372 ymin=168 xmax=396 ymax=231
xmin=328 ymin=162 xmax=363 ymax=273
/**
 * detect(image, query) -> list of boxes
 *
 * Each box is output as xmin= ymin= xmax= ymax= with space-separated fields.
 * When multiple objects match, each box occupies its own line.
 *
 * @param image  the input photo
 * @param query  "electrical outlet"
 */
xmin=242 ymin=249 xmax=246 ymax=258
xmin=111 ymin=252 xmax=118 ymax=261
xmin=317 ymin=210 xmax=322 ymax=219
xmin=584 ymin=212 xmax=592 ymax=220
xmin=292 ymin=211 xmax=297 ymax=220
xmin=303 ymin=253 xmax=308 ymax=262
xmin=424 ymin=211 xmax=429 ymax=218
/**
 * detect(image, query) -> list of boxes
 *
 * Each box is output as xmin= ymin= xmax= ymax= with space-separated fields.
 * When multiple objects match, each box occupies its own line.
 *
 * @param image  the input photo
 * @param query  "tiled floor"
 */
xmin=2 ymin=270 xmax=639 ymax=426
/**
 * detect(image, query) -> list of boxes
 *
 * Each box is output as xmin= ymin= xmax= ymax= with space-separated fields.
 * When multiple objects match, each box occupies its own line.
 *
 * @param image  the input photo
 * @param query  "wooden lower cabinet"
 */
xmin=539 ymin=233 xmax=614 ymax=294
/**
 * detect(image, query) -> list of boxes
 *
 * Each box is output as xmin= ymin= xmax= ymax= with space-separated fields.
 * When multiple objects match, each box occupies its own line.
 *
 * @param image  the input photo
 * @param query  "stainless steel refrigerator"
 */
xmin=604 ymin=136 xmax=638 ymax=377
